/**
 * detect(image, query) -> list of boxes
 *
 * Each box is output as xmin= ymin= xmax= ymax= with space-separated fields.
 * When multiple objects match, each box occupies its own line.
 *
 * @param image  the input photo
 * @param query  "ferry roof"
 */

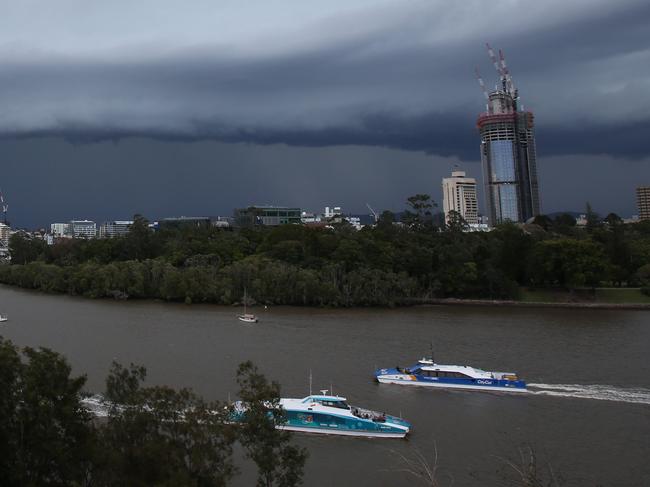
xmin=301 ymin=395 xmax=347 ymax=403
xmin=414 ymin=360 xmax=516 ymax=377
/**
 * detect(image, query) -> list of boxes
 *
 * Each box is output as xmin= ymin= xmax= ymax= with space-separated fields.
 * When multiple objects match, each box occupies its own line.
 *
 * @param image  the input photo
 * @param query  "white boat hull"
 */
xmin=376 ymin=376 xmax=529 ymax=393
xmin=277 ymin=424 xmax=407 ymax=438
xmin=238 ymin=317 xmax=258 ymax=323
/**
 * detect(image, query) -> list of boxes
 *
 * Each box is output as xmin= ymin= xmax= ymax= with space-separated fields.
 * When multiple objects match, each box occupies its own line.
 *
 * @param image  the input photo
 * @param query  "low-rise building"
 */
xmin=234 ymin=206 xmax=302 ymax=226
xmin=69 ymin=220 xmax=96 ymax=239
xmin=0 ymin=223 xmax=10 ymax=246
xmin=99 ymin=220 xmax=133 ymax=238
xmin=51 ymin=222 xmax=70 ymax=237
xmin=158 ymin=216 xmax=212 ymax=229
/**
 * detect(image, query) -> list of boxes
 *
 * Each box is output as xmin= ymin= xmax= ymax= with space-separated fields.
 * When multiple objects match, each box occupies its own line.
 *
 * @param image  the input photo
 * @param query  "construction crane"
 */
xmin=480 ymin=42 xmax=520 ymax=111
xmin=499 ymin=49 xmax=512 ymax=94
xmin=474 ymin=66 xmax=489 ymax=112
xmin=366 ymin=203 xmax=379 ymax=223
xmin=485 ymin=42 xmax=504 ymax=85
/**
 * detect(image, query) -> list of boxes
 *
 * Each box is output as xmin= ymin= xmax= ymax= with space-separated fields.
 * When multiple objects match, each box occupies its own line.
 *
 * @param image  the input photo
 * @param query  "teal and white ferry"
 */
xmin=234 ymin=391 xmax=411 ymax=438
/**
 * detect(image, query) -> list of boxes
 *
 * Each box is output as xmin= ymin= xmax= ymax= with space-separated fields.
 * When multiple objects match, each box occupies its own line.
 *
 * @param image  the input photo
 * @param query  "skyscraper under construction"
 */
xmin=476 ymin=44 xmax=540 ymax=226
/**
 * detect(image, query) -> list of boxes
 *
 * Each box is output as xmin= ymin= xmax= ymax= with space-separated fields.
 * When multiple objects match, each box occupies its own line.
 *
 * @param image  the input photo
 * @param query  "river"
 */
xmin=1 ymin=285 xmax=648 ymax=486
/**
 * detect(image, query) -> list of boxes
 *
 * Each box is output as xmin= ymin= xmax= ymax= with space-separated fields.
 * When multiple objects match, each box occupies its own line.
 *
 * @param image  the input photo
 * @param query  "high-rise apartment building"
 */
xmin=638 ymin=186 xmax=650 ymax=221
xmin=442 ymin=170 xmax=479 ymax=225
xmin=477 ymin=45 xmax=541 ymax=226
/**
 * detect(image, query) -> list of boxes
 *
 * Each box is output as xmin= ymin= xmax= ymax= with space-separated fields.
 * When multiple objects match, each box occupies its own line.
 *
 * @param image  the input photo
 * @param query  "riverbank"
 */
xmin=415 ymin=297 xmax=650 ymax=310
xmin=407 ymin=287 xmax=650 ymax=310
xmin=2 ymin=277 xmax=649 ymax=311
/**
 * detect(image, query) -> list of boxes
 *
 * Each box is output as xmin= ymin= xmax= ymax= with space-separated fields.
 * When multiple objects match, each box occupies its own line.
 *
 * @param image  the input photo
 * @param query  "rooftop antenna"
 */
xmin=430 ymin=341 xmax=435 ymax=363
xmin=309 ymin=369 xmax=313 ymax=395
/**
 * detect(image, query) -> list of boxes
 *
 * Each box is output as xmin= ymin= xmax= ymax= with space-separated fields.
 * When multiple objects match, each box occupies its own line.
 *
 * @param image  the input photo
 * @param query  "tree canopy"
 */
xmin=3 ymin=200 xmax=650 ymax=305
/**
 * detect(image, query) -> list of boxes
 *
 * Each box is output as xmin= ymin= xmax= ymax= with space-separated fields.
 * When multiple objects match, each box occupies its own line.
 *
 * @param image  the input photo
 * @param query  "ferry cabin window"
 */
xmin=320 ymin=400 xmax=350 ymax=409
xmin=422 ymin=370 xmax=469 ymax=378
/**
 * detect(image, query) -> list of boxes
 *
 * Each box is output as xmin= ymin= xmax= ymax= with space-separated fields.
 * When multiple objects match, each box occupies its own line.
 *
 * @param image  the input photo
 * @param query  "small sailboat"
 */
xmin=0 ymin=315 xmax=8 ymax=323
xmin=237 ymin=289 xmax=258 ymax=323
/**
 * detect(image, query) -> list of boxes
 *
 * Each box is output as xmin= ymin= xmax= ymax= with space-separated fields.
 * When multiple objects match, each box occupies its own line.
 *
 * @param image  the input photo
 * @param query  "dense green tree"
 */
xmin=0 ymin=338 xmax=22 ymax=485
xmin=2 ymin=201 xmax=649 ymax=304
xmin=95 ymin=361 xmax=236 ymax=487
xmin=585 ymin=202 xmax=602 ymax=233
xmin=531 ymin=214 xmax=553 ymax=231
xmin=552 ymin=213 xmax=577 ymax=236
xmin=402 ymin=194 xmax=436 ymax=229
xmin=0 ymin=339 xmax=93 ymax=487
xmin=8 ymin=233 xmax=47 ymax=265
xmin=444 ymin=210 xmax=469 ymax=233
xmin=530 ymin=239 xmax=607 ymax=288
xmin=236 ymin=361 xmax=308 ymax=487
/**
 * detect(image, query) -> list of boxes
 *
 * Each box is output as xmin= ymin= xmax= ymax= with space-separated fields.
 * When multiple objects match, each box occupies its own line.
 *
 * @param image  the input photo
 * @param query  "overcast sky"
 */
xmin=1 ymin=0 xmax=649 ymax=227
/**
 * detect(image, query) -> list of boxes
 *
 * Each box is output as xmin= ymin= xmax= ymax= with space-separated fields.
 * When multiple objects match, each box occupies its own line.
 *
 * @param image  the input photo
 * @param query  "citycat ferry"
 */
xmin=375 ymin=358 xmax=527 ymax=393
xmin=233 ymin=391 xmax=411 ymax=438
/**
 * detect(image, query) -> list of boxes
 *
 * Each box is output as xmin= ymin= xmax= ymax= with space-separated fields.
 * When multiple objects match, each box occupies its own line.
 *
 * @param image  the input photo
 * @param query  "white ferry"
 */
xmin=375 ymin=358 xmax=527 ymax=393
xmin=234 ymin=391 xmax=411 ymax=438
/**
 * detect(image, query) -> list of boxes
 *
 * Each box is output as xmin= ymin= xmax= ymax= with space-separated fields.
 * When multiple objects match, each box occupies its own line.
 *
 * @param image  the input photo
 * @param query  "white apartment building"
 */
xmin=442 ymin=170 xmax=479 ymax=225
xmin=51 ymin=223 xmax=69 ymax=237
xmin=69 ymin=220 xmax=96 ymax=239
xmin=324 ymin=206 xmax=342 ymax=218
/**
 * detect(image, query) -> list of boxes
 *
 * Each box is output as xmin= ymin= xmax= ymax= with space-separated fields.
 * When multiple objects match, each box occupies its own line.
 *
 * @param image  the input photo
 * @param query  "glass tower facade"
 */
xmin=478 ymin=91 xmax=540 ymax=226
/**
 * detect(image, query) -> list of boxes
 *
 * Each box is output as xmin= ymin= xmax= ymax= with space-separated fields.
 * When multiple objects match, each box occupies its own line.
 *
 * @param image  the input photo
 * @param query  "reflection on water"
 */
xmin=1 ymin=285 xmax=649 ymax=487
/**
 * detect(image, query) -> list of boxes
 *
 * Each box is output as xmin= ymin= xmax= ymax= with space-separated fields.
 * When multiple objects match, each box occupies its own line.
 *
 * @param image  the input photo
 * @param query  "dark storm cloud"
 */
xmin=0 ymin=0 xmax=649 ymax=159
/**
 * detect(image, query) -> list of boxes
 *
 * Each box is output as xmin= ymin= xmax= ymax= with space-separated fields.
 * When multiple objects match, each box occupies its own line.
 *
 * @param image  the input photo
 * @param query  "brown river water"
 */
xmin=1 ymin=285 xmax=648 ymax=486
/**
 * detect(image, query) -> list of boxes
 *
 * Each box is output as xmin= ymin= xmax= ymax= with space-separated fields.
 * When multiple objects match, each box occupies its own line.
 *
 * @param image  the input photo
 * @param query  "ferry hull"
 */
xmin=278 ymin=424 xmax=408 ymax=438
xmin=376 ymin=375 xmax=528 ymax=393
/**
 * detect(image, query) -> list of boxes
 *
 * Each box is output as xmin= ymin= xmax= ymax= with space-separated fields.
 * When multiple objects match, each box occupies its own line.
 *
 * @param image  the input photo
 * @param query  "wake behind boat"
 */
xmin=233 ymin=391 xmax=410 ymax=438
xmin=375 ymin=357 xmax=527 ymax=393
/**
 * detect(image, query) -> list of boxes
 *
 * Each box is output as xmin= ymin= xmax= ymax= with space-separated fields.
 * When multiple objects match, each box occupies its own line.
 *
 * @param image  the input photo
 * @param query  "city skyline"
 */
xmin=1 ymin=0 xmax=649 ymax=227
xmin=2 ymin=138 xmax=647 ymax=229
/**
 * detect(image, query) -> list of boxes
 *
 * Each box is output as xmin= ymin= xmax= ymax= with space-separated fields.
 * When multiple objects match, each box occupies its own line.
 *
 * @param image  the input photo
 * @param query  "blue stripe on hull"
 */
xmin=377 ymin=377 xmax=528 ymax=392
